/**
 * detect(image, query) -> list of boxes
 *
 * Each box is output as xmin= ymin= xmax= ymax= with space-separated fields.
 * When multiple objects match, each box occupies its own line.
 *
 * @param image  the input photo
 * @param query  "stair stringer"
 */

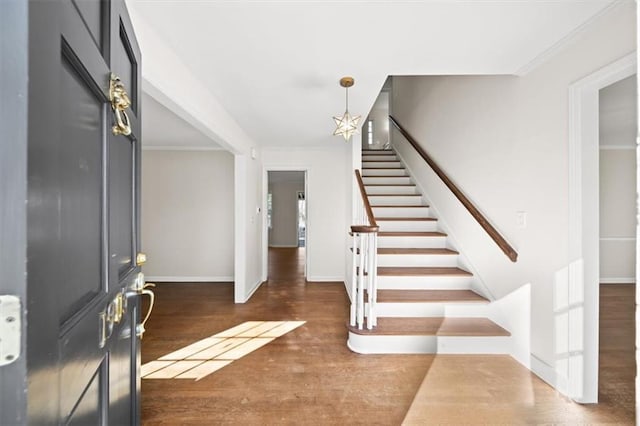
xmin=391 ymin=146 xmax=494 ymax=301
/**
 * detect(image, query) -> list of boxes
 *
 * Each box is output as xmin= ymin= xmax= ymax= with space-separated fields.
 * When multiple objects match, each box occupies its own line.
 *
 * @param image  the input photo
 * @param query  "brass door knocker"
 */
xmin=109 ymin=73 xmax=132 ymax=136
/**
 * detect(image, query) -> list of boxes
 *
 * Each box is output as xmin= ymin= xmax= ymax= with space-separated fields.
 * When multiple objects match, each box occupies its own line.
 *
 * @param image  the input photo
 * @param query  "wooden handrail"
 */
xmin=354 ymin=169 xmax=379 ymax=232
xmin=389 ymin=115 xmax=518 ymax=262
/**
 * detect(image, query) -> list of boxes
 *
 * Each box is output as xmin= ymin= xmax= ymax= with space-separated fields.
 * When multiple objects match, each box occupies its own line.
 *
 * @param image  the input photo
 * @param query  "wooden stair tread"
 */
xmin=377 ymin=247 xmax=458 ymax=255
xmin=378 ymin=266 xmax=471 ymax=276
xmin=367 ymin=193 xmax=422 ymax=197
xmin=365 ymin=184 xmax=416 ymax=187
xmin=376 ymin=217 xmax=436 ymax=221
xmin=374 ymin=289 xmax=488 ymax=303
xmin=373 ymin=205 xmax=429 ymax=208
xmin=348 ymin=317 xmax=510 ymax=337
xmin=378 ymin=231 xmax=446 ymax=237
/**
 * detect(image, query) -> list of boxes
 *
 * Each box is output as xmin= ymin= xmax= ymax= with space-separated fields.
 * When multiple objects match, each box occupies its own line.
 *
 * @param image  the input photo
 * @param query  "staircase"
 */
xmin=347 ymin=148 xmax=511 ymax=354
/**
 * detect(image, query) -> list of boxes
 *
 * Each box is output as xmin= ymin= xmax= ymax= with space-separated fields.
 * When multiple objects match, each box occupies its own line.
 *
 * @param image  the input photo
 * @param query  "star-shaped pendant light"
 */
xmin=333 ymin=76 xmax=361 ymax=141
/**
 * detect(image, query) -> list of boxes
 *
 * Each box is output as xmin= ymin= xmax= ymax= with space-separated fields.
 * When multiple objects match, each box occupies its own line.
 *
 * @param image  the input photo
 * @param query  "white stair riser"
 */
xmin=362 ymin=155 xmax=397 ymax=162
xmin=377 ymin=275 xmax=472 ymax=289
xmin=377 ymin=235 xmax=446 ymax=248
xmin=372 ymin=206 xmax=430 ymax=217
xmin=377 ymin=253 xmax=458 ymax=267
xmin=377 ymin=220 xmax=438 ymax=232
xmin=365 ymin=185 xmax=419 ymax=195
xmin=362 ymin=169 xmax=407 ymax=176
xmin=363 ymin=176 xmax=412 ymax=185
xmin=367 ymin=302 xmax=489 ymax=318
xmin=368 ymin=195 xmax=424 ymax=206
xmin=362 ymin=161 xmax=403 ymax=168
xmin=347 ymin=333 xmax=511 ymax=354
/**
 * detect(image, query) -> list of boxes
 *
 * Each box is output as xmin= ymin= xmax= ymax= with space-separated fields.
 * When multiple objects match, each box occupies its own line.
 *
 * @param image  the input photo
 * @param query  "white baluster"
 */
xmin=357 ymin=233 xmax=366 ymax=329
xmin=370 ymin=232 xmax=378 ymax=328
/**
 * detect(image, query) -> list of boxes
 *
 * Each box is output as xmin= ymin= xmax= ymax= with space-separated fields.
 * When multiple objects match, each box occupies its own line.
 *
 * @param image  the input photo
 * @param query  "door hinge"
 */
xmin=0 ymin=295 xmax=21 ymax=367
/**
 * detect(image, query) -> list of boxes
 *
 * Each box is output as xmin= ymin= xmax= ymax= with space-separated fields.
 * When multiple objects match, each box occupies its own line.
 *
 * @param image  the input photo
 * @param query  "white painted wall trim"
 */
xmin=600 ymin=236 xmax=636 ymax=241
xmin=236 ymin=279 xmax=264 ymax=304
xmin=599 ymin=145 xmax=636 ymax=150
xmin=146 ymin=276 xmax=233 ymax=282
xmin=306 ymin=276 xmax=344 ymax=282
xmin=268 ymin=244 xmax=299 ymax=248
xmin=530 ymin=354 xmax=569 ymax=396
xmin=343 ymin=280 xmax=352 ymax=302
xmin=142 ymin=146 xmax=226 ymax=151
xmin=262 ymin=166 xmax=309 ymax=282
xmin=234 ymin=154 xmax=248 ymax=303
xmin=568 ymin=51 xmax=636 ymax=403
xmin=600 ymin=278 xmax=636 ymax=284
xmin=515 ymin=1 xmax=622 ymax=76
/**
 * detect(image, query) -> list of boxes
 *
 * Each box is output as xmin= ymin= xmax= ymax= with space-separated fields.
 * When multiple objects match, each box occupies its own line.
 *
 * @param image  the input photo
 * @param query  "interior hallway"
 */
xmin=142 ymin=249 xmax=634 ymax=425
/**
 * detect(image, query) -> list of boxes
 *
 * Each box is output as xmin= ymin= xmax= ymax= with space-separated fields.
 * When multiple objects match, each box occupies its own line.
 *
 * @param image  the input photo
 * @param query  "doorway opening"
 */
xmin=597 ymin=74 xmax=637 ymax=412
xmin=568 ymin=52 xmax=636 ymax=403
xmin=266 ymin=170 xmax=307 ymax=281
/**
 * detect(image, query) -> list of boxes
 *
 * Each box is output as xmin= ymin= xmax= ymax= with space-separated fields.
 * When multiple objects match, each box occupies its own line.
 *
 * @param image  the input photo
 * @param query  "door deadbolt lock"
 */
xmin=98 ymin=291 xmax=127 ymax=348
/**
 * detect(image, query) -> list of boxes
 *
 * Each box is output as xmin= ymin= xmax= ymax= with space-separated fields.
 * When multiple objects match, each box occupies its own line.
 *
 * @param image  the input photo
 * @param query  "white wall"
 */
xmin=363 ymin=91 xmax=390 ymax=150
xmin=129 ymin=4 xmax=264 ymax=303
xmin=268 ymin=172 xmax=305 ymax=247
xmin=141 ymin=150 xmax=234 ymax=281
xmin=262 ymin=146 xmax=349 ymax=281
xmin=599 ymin=75 xmax=637 ymax=283
xmin=390 ymin=2 xmax=635 ymax=378
xmin=234 ymin=152 xmax=264 ymax=302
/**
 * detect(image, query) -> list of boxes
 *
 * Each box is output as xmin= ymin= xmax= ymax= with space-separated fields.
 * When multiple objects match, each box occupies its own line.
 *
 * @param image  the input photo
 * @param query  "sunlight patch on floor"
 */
xmin=142 ymin=321 xmax=306 ymax=381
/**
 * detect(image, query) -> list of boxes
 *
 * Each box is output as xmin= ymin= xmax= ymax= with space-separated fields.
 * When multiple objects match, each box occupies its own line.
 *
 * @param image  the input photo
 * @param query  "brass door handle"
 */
xmin=109 ymin=73 xmax=132 ymax=136
xmin=136 ymin=287 xmax=155 ymax=339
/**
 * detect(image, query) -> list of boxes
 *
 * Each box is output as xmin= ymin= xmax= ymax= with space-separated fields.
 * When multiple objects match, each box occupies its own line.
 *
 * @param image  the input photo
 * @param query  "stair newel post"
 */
xmin=357 ymin=232 xmax=366 ymax=329
xmin=350 ymin=231 xmax=358 ymax=327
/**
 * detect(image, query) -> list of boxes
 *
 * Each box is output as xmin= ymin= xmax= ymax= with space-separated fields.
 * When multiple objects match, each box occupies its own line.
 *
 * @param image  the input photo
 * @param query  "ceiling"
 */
xmin=130 ymin=0 xmax=616 ymax=149
xmin=142 ymin=92 xmax=221 ymax=148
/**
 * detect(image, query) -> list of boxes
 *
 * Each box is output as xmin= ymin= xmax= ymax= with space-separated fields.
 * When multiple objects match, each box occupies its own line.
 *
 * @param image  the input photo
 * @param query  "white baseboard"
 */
xmin=145 ymin=276 xmax=233 ymax=282
xmin=239 ymin=278 xmax=264 ymax=303
xmin=600 ymin=278 xmax=635 ymax=284
xmin=306 ymin=276 xmax=344 ymax=282
xmin=530 ymin=354 xmax=568 ymax=396
xmin=268 ymin=244 xmax=299 ymax=248
xmin=343 ymin=280 xmax=352 ymax=302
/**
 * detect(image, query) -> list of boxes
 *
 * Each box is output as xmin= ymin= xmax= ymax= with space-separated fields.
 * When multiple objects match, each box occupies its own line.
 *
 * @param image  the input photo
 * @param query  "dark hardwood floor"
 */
xmin=141 ymin=250 xmax=635 ymax=425
xmin=599 ymin=283 xmax=635 ymax=419
xmin=141 ymin=248 xmax=432 ymax=425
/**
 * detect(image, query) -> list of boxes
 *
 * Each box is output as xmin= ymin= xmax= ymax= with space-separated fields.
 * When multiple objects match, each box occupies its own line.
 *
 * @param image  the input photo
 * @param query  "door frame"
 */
xmin=262 ymin=168 xmax=309 ymax=281
xmin=567 ymin=51 xmax=636 ymax=403
xmin=0 ymin=0 xmax=28 ymax=422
